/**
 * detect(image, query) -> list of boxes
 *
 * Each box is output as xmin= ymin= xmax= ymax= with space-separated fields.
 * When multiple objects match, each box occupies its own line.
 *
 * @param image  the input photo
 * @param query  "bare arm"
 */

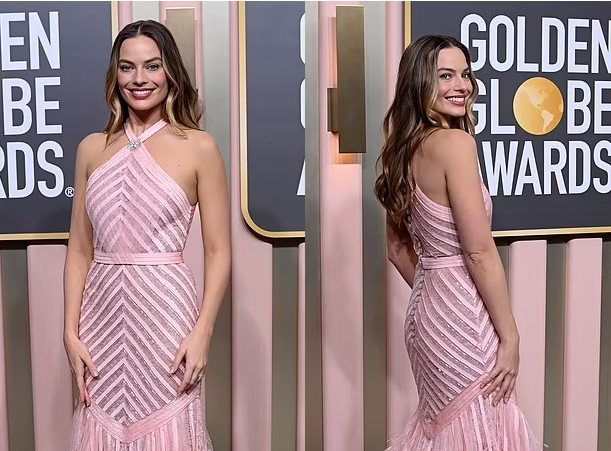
xmin=386 ymin=214 xmax=418 ymax=289
xmin=172 ymin=132 xmax=231 ymax=394
xmin=442 ymin=130 xmax=518 ymax=344
xmin=194 ymin=134 xmax=231 ymax=335
xmin=441 ymin=129 xmax=519 ymax=404
xmin=63 ymin=134 xmax=100 ymax=406
xmin=64 ymin=136 xmax=96 ymax=340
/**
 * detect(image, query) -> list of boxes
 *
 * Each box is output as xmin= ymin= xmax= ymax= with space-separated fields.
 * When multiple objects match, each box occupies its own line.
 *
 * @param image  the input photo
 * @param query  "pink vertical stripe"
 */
xmin=297 ymin=243 xmax=305 ymax=451
xmin=320 ymin=3 xmax=364 ymax=451
xmin=563 ymin=238 xmax=602 ymax=451
xmin=160 ymin=2 xmax=204 ymax=95
xmin=230 ymin=3 xmax=274 ymax=451
xmin=27 ymin=245 xmax=73 ymax=451
xmin=508 ymin=241 xmax=546 ymax=442
xmin=118 ymin=1 xmax=133 ymax=26
xmin=385 ymin=1 xmax=419 ymax=440
xmin=0 ymin=253 xmax=9 ymax=451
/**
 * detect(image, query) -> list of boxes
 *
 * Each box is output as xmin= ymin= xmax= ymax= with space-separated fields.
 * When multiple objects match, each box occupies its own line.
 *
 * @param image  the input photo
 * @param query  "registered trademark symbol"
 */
xmin=65 ymin=187 xmax=74 ymax=197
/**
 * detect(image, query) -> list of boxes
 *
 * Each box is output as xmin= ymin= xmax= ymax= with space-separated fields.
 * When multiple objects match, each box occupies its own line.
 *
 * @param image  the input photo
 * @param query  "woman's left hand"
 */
xmin=170 ymin=325 xmax=212 ymax=395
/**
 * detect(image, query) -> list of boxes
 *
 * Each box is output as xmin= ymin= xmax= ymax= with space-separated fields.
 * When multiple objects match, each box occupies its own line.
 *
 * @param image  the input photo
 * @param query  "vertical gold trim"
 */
xmin=404 ymin=1 xmax=411 ymax=48
xmin=111 ymin=1 xmax=119 ymax=39
xmin=165 ymin=8 xmax=197 ymax=89
xmin=238 ymin=1 xmax=305 ymax=239
xmin=362 ymin=2 xmax=388 ymax=448
xmin=1 ymin=250 xmax=35 ymax=451
xmin=201 ymin=3 xmax=232 ymax=449
xmin=543 ymin=241 xmax=566 ymax=451
xmin=335 ymin=5 xmax=366 ymax=154
xmin=272 ymin=247 xmax=299 ymax=451
xmin=304 ymin=1 xmax=323 ymax=449
xmin=598 ymin=239 xmax=611 ymax=451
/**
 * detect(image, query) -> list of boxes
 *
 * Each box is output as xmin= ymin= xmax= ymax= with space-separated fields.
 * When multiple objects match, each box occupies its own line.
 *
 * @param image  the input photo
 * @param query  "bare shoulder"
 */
xmin=183 ymin=129 xmax=223 ymax=163
xmin=424 ymin=128 xmax=478 ymax=174
xmin=426 ymin=128 xmax=476 ymax=161
xmin=76 ymin=132 xmax=107 ymax=165
xmin=188 ymin=128 xmax=219 ymax=148
xmin=78 ymin=132 xmax=106 ymax=152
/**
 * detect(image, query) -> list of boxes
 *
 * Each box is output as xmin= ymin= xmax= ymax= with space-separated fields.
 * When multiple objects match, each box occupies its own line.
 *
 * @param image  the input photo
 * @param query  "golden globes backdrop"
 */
xmin=240 ymin=1 xmax=305 ymax=239
xmin=408 ymin=2 xmax=611 ymax=237
xmin=0 ymin=2 xmax=112 ymax=240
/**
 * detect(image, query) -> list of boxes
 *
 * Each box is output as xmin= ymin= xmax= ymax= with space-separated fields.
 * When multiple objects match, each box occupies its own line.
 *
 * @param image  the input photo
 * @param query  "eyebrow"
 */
xmin=437 ymin=67 xmax=470 ymax=73
xmin=118 ymin=57 xmax=162 ymax=64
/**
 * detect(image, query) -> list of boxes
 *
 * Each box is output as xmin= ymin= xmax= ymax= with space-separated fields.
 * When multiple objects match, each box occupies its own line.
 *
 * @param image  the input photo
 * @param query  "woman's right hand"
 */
xmin=480 ymin=337 xmax=520 ymax=406
xmin=64 ymin=334 xmax=98 ymax=407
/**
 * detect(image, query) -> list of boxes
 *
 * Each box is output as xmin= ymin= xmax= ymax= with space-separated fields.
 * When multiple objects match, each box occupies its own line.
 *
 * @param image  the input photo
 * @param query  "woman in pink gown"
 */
xmin=374 ymin=35 xmax=541 ymax=450
xmin=63 ymin=20 xmax=230 ymax=450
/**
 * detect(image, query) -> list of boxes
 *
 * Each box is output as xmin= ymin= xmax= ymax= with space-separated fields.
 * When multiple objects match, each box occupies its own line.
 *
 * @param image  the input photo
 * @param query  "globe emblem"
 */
xmin=513 ymin=77 xmax=564 ymax=136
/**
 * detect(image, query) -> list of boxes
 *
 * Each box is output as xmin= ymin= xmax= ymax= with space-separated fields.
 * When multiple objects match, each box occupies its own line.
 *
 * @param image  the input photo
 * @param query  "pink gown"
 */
xmin=387 ymin=181 xmax=541 ymax=451
xmin=70 ymin=119 xmax=213 ymax=450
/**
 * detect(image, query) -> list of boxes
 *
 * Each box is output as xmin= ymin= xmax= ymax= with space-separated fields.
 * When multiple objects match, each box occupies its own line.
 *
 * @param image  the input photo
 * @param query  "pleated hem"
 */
xmin=70 ymin=397 xmax=213 ymax=451
xmin=386 ymin=395 xmax=543 ymax=451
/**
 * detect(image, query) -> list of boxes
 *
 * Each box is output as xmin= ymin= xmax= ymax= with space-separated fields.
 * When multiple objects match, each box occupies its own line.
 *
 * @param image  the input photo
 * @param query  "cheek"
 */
xmin=117 ymin=73 xmax=131 ymax=88
xmin=152 ymin=72 xmax=168 ymax=87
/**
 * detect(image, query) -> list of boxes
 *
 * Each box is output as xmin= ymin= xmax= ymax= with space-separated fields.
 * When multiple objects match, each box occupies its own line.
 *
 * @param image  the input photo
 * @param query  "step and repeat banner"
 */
xmin=407 ymin=2 xmax=611 ymax=237
xmin=0 ymin=2 xmax=112 ymax=240
xmin=0 ymin=1 xmax=305 ymax=241
xmin=240 ymin=1 xmax=305 ymax=239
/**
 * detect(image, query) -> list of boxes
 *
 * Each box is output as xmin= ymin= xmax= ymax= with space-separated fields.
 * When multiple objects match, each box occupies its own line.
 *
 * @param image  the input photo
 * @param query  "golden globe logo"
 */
xmin=513 ymin=77 xmax=564 ymax=136
xmin=461 ymin=13 xmax=611 ymax=197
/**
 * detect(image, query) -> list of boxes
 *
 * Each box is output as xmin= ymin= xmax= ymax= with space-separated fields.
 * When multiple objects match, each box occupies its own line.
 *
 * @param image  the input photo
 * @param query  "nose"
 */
xmin=132 ymin=67 xmax=148 ymax=86
xmin=453 ymin=76 xmax=469 ymax=92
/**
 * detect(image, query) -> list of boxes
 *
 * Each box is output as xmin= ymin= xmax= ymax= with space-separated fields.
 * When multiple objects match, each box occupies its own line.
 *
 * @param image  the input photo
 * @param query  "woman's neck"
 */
xmin=127 ymin=108 xmax=164 ymax=136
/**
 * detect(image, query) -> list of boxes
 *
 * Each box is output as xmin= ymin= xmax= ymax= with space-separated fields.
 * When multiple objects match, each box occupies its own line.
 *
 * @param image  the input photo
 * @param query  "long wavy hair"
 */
xmin=103 ymin=20 xmax=203 ymax=138
xmin=374 ymin=35 xmax=478 ymax=227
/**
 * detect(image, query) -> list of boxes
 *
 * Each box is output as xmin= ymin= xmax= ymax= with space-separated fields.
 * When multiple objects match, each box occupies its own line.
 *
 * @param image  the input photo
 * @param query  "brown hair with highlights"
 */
xmin=103 ymin=20 xmax=203 ymax=138
xmin=374 ymin=35 xmax=478 ymax=227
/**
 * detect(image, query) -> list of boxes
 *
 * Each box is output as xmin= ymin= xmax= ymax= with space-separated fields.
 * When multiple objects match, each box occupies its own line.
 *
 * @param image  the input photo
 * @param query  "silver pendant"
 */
xmin=128 ymin=138 xmax=141 ymax=150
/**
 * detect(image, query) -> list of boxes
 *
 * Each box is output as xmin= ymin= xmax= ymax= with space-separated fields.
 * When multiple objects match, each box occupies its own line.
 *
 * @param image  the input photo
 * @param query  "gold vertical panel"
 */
xmin=272 ymin=247 xmax=299 ymax=451
xmin=111 ymin=1 xmax=119 ymax=39
xmin=201 ymin=3 xmax=232 ymax=450
xmin=362 ymin=2 xmax=387 ymax=450
xmin=327 ymin=87 xmax=339 ymax=133
xmin=404 ymin=1 xmax=411 ymax=47
xmin=1 ymin=249 xmax=35 ymax=451
xmin=165 ymin=8 xmax=197 ymax=88
xmin=598 ymin=239 xmax=611 ymax=451
xmin=304 ymin=2 xmax=324 ymax=450
xmin=335 ymin=5 xmax=366 ymax=154
xmin=496 ymin=240 xmax=510 ymax=274
xmin=544 ymin=241 xmax=566 ymax=451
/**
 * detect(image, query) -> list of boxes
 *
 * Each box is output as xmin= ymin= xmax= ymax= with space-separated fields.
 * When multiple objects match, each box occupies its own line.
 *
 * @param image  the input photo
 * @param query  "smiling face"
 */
xmin=431 ymin=47 xmax=473 ymax=120
xmin=116 ymin=35 xmax=168 ymax=117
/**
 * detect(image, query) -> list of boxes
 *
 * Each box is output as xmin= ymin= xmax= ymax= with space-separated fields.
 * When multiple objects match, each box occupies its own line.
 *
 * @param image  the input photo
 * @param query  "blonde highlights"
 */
xmin=374 ymin=35 xmax=478 ymax=227
xmin=103 ymin=20 xmax=203 ymax=138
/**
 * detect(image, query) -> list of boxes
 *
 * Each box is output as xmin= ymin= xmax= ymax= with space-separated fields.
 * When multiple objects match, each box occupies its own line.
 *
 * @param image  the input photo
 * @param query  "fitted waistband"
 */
xmin=419 ymin=254 xmax=466 ymax=270
xmin=93 ymin=251 xmax=184 ymax=266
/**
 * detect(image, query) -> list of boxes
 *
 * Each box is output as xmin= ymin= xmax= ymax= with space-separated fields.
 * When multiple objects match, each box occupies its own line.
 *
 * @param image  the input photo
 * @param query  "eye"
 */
xmin=119 ymin=64 xmax=133 ymax=72
xmin=440 ymin=73 xmax=451 ymax=80
xmin=147 ymin=63 xmax=161 ymax=71
xmin=462 ymin=72 xmax=471 ymax=79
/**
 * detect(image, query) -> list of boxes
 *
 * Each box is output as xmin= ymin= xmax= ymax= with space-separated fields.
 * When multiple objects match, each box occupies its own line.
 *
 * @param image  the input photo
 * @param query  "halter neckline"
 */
xmin=124 ymin=119 xmax=168 ymax=149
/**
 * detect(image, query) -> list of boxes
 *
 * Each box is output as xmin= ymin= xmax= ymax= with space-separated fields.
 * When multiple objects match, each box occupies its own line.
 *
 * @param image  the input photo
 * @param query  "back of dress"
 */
xmin=391 ymin=180 xmax=540 ymax=450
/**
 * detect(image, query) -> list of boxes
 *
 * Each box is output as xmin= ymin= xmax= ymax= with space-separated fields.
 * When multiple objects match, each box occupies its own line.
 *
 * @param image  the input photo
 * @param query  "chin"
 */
xmin=445 ymin=108 xmax=466 ymax=118
xmin=125 ymin=99 xmax=163 ymax=113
